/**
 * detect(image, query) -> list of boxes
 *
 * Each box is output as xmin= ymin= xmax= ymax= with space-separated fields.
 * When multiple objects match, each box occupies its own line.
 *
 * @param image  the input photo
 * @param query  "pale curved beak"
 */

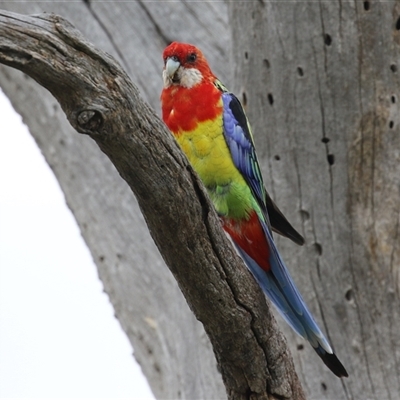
xmin=165 ymin=57 xmax=180 ymax=78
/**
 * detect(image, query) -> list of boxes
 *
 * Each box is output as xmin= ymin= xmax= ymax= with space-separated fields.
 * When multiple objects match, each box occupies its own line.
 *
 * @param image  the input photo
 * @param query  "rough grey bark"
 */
xmin=0 ymin=2 xmax=232 ymax=399
xmin=0 ymin=8 xmax=305 ymax=400
xmin=229 ymin=1 xmax=400 ymax=399
xmin=2 ymin=1 xmax=399 ymax=399
xmin=0 ymin=2 xmax=230 ymax=399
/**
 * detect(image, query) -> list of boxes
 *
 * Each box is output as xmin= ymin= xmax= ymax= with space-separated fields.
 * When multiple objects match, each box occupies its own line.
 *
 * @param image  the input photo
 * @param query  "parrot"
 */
xmin=160 ymin=41 xmax=348 ymax=378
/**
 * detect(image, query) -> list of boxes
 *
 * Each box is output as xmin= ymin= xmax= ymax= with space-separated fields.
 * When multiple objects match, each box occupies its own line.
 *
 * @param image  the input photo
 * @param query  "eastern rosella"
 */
xmin=160 ymin=42 xmax=348 ymax=378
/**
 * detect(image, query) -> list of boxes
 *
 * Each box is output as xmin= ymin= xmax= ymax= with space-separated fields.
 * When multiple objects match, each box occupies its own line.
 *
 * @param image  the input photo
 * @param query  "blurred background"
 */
xmin=0 ymin=90 xmax=154 ymax=399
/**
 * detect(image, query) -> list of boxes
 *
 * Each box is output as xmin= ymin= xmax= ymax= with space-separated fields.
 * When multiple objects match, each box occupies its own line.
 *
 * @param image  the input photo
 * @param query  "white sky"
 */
xmin=0 ymin=90 xmax=155 ymax=400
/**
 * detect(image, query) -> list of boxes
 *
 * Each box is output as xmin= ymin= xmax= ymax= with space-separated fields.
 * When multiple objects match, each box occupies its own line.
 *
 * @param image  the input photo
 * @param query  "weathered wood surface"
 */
xmin=229 ymin=1 xmax=400 ymax=399
xmin=1 ymin=1 xmax=400 ymax=399
xmin=0 ymin=2 xmax=231 ymax=399
xmin=0 ymin=6 xmax=305 ymax=400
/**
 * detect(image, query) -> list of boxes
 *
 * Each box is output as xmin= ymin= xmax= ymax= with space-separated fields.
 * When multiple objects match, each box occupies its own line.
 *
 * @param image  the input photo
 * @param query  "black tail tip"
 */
xmin=321 ymin=352 xmax=348 ymax=378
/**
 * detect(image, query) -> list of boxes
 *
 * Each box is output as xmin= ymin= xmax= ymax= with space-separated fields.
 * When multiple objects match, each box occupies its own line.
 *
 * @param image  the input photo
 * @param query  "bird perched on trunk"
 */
xmin=160 ymin=41 xmax=348 ymax=378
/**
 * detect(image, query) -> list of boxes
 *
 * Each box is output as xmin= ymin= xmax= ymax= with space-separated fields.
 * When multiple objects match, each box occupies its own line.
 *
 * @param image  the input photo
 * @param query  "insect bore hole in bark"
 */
xmin=396 ymin=16 xmax=400 ymax=30
xmin=313 ymin=242 xmax=323 ymax=256
xmin=324 ymin=33 xmax=332 ymax=46
xmin=267 ymin=93 xmax=274 ymax=105
xmin=327 ymin=154 xmax=335 ymax=165
xmin=345 ymin=289 xmax=353 ymax=301
xmin=242 ymin=92 xmax=247 ymax=106
xmin=297 ymin=67 xmax=304 ymax=77
xmin=363 ymin=1 xmax=370 ymax=11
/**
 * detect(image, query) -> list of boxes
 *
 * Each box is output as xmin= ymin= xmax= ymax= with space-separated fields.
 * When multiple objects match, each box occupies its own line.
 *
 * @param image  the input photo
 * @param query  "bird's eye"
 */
xmin=187 ymin=53 xmax=197 ymax=63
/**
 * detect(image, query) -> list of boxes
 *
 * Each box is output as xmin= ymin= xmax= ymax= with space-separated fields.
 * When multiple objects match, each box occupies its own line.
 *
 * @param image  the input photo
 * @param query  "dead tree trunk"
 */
xmin=0 ymin=2 xmax=230 ymax=398
xmin=2 ymin=1 xmax=399 ymax=399
xmin=0 ymin=7 xmax=304 ymax=400
xmin=229 ymin=1 xmax=400 ymax=399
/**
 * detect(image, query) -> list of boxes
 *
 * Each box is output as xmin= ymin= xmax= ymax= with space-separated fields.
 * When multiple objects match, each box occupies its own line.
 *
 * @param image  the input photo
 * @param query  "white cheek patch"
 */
xmin=162 ymin=66 xmax=203 ymax=89
xmin=179 ymin=67 xmax=203 ymax=88
xmin=162 ymin=69 xmax=172 ymax=88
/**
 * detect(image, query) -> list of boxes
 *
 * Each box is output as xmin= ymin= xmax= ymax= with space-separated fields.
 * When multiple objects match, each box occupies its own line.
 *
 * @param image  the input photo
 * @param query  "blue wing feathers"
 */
xmin=219 ymin=86 xmax=348 ymax=378
xmin=222 ymin=93 xmax=266 ymax=208
xmin=221 ymin=90 xmax=305 ymax=246
xmin=222 ymin=90 xmax=333 ymax=353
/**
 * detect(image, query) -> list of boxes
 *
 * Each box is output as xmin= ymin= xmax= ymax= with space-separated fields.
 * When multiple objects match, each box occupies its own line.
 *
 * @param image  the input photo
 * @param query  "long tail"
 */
xmin=232 ymin=220 xmax=348 ymax=378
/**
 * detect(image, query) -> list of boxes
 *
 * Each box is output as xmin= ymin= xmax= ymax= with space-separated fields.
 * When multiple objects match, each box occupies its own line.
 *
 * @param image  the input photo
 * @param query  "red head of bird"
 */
xmin=162 ymin=42 xmax=215 ymax=89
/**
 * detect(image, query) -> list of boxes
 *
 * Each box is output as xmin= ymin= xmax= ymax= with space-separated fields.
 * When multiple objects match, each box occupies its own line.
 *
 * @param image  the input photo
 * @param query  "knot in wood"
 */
xmin=77 ymin=109 xmax=103 ymax=131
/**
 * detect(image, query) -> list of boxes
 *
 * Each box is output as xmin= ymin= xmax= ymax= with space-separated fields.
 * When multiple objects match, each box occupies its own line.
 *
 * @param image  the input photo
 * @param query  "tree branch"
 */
xmin=0 ymin=10 xmax=304 ymax=399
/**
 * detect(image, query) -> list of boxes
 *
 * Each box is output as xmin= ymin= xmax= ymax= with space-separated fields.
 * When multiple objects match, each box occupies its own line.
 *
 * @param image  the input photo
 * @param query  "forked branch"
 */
xmin=0 ymin=10 xmax=304 ymax=400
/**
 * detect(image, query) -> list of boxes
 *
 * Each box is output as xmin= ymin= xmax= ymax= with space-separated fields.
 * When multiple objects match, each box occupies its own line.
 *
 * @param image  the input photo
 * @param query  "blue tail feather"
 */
xmin=234 ymin=244 xmax=322 ymax=347
xmin=231 ymin=223 xmax=348 ymax=377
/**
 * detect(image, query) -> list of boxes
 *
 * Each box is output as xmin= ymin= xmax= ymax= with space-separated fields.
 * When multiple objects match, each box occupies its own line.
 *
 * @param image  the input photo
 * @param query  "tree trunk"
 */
xmin=0 ymin=5 xmax=304 ymax=400
xmin=2 ymin=1 xmax=399 ymax=399
xmin=0 ymin=2 xmax=231 ymax=399
xmin=229 ymin=1 xmax=400 ymax=399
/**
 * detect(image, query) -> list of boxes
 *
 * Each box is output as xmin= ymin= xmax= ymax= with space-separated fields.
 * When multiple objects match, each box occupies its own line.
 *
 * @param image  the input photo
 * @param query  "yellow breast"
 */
xmin=176 ymin=118 xmax=239 ymax=187
xmin=175 ymin=116 xmax=254 ymax=219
